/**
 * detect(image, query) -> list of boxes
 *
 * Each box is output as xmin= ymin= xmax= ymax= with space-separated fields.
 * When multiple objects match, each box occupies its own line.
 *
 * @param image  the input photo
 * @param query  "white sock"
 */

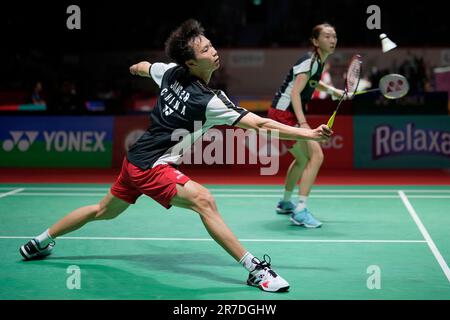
xmin=296 ymin=195 xmax=308 ymax=211
xmin=35 ymin=229 xmax=54 ymax=248
xmin=283 ymin=190 xmax=293 ymax=202
xmin=239 ymin=252 xmax=260 ymax=272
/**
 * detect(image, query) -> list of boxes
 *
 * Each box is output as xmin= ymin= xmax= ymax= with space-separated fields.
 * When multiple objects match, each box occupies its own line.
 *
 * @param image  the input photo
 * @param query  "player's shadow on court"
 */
xmin=25 ymin=260 xmax=248 ymax=298
xmin=47 ymin=252 xmax=243 ymax=286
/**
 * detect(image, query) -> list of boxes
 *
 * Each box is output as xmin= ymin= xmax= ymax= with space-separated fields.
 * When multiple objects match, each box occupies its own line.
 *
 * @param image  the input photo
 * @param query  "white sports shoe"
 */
xmin=246 ymin=255 xmax=290 ymax=292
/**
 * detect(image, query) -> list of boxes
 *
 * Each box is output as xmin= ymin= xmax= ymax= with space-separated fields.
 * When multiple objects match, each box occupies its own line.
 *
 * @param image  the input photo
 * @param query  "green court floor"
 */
xmin=1 ymin=184 xmax=449 ymax=300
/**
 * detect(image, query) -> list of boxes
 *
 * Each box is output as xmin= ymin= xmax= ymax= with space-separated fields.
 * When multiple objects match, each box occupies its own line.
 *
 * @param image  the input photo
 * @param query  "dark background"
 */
xmin=1 ymin=0 xmax=448 ymax=50
xmin=0 ymin=0 xmax=448 ymax=114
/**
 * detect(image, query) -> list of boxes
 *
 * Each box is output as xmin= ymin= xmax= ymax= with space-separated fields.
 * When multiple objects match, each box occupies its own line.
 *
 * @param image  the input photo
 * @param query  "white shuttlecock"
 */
xmin=380 ymin=33 xmax=397 ymax=53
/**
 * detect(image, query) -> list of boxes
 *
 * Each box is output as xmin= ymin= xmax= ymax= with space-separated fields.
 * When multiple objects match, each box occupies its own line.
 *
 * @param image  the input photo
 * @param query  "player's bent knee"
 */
xmin=194 ymin=191 xmax=218 ymax=215
xmin=197 ymin=193 xmax=216 ymax=210
xmin=94 ymin=204 xmax=121 ymax=221
xmin=314 ymin=153 xmax=324 ymax=165
xmin=311 ymin=148 xmax=324 ymax=164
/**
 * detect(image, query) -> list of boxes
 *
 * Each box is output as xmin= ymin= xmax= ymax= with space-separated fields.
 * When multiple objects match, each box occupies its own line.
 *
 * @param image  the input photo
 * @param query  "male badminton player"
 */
xmin=19 ymin=19 xmax=333 ymax=292
xmin=268 ymin=23 xmax=344 ymax=228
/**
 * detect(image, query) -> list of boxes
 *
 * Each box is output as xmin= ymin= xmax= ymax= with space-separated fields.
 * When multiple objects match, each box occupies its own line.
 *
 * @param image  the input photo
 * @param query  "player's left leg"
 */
xmin=170 ymin=180 xmax=246 ymax=261
xmin=290 ymin=140 xmax=323 ymax=228
xmin=170 ymin=180 xmax=290 ymax=292
xmin=298 ymin=140 xmax=324 ymax=200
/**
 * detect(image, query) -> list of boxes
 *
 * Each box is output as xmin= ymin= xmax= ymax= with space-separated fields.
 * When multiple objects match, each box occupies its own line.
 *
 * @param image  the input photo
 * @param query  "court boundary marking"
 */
xmin=2 ymin=192 xmax=450 ymax=199
xmin=0 ymin=235 xmax=426 ymax=244
xmin=0 ymin=188 xmax=24 ymax=198
xmin=2 ymin=187 xmax=450 ymax=193
xmin=1 ymin=186 xmax=449 ymax=283
xmin=398 ymin=191 xmax=450 ymax=282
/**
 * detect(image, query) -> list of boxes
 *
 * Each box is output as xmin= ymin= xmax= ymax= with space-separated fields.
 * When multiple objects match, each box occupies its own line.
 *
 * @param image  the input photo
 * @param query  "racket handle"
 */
xmin=327 ymin=111 xmax=336 ymax=129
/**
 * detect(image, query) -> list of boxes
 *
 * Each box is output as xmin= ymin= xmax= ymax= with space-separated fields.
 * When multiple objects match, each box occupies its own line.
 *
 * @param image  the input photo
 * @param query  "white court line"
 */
xmin=406 ymin=196 xmax=450 ymax=199
xmin=0 ymin=187 xmax=108 ymax=191
xmin=398 ymin=191 xmax=450 ymax=283
xmin=6 ymin=193 xmax=450 ymax=199
xmin=0 ymin=236 xmax=426 ymax=243
xmin=209 ymin=189 xmax=450 ymax=193
xmin=7 ymin=193 xmax=406 ymax=198
xmin=0 ymin=188 xmax=24 ymax=198
xmin=9 ymin=193 xmax=107 ymax=197
xmin=1 ymin=187 xmax=450 ymax=193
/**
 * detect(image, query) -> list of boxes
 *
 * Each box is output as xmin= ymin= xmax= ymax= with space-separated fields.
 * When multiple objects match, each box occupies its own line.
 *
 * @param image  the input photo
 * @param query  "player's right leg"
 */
xmin=170 ymin=180 xmax=289 ymax=292
xmin=290 ymin=140 xmax=323 ymax=228
xmin=19 ymin=192 xmax=130 ymax=260
xmin=20 ymin=157 xmax=137 ymax=261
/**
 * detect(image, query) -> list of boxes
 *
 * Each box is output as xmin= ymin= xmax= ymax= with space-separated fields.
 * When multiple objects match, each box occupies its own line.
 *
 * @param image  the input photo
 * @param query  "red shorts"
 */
xmin=110 ymin=157 xmax=191 ymax=209
xmin=267 ymin=108 xmax=298 ymax=149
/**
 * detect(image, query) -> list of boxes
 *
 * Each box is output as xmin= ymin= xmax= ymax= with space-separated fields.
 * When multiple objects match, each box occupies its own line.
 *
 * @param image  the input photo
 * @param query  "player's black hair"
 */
xmin=309 ymin=23 xmax=336 ymax=75
xmin=165 ymin=19 xmax=205 ymax=69
xmin=310 ymin=22 xmax=335 ymax=45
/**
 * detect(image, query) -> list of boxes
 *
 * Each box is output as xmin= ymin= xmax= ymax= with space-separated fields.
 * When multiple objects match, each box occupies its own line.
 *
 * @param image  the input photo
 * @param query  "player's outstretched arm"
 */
xmin=129 ymin=61 xmax=151 ymax=77
xmin=236 ymin=112 xmax=332 ymax=142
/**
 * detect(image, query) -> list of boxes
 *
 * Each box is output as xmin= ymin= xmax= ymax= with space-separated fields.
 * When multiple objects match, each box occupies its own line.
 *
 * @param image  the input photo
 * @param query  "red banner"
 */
xmin=300 ymin=115 xmax=354 ymax=169
xmin=112 ymin=115 xmax=354 ymax=171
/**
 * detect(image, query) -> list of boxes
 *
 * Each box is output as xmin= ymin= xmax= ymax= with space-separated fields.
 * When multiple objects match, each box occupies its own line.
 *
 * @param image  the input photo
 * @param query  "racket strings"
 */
xmin=346 ymin=59 xmax=361 ymax=94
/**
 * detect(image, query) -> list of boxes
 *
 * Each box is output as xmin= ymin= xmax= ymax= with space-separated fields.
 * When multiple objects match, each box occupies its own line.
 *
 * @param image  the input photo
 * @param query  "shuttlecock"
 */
xmin=380 ymin=33 xmax=397 ymax=53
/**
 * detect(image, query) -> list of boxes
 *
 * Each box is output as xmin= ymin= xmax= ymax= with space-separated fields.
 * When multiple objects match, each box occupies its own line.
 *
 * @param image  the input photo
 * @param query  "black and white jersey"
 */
xmin=271 ymin=52 xmax=324 ymax=113
xmin=127 ymin=63 xmax=249 ymax=170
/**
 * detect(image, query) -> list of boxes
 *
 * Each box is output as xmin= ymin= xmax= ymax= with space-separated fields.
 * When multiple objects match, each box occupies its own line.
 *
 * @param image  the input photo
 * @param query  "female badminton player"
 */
xmin=268 ymin=23 xmax=344 ymax=228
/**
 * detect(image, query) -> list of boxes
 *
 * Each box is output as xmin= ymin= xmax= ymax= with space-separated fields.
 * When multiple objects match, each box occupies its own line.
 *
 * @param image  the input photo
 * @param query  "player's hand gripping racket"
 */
xmin=327 ymin=54 xmax=362 ymax=129
xmin=354 ymin=73 xmax=409 ymax=99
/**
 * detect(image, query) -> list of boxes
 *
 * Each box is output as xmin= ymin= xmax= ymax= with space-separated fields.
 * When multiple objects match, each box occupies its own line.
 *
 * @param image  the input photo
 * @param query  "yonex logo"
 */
xmin=2 ymin=131 xmax=39 ymax=152
xmin=163 ymin=104 xmax=174 ymax=116
xmin=2 ymin=130 xmax=107 ymax=153
xmin=385 ymin=79 xmax=405 ymax=94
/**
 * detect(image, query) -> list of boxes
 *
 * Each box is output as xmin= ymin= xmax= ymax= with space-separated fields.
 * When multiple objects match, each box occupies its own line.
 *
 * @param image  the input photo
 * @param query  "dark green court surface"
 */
xmin=1 ymin=184 xmax=449 ymax=299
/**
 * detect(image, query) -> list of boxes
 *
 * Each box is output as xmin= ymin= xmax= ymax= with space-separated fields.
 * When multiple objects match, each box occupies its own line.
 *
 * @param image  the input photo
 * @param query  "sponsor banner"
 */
xmin=354 ymin=116 xmax=450 ymax=168
xmin=303 ymin=116 xmax=353 ymax=169
xmin=0 ymin=116 xmax=113 ymax=167
xmin=178 ymin=115 xmax=353 ymax=174
xmin=112 ymin=115 xmax=149 ymax=168
xmin=111 ymin=115 xmax=354 ymax=173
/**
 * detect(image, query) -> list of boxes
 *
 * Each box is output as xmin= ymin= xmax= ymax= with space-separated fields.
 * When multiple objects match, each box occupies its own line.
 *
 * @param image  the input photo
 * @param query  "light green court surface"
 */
xmin=1 ymin=184 xmax=449 ymax=300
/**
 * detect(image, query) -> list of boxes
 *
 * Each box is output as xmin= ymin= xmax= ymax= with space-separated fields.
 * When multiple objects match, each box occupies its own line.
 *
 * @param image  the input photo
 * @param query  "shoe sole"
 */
xmin=19 ymin=246 xmax=31 ymax=260
xmin=290 ymin=217 xmax=322 ymax=228
xmin=247 ymin=281 xmax=290 ymax=293
xmin=276 ymin=209 xmax=293 ymax=215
